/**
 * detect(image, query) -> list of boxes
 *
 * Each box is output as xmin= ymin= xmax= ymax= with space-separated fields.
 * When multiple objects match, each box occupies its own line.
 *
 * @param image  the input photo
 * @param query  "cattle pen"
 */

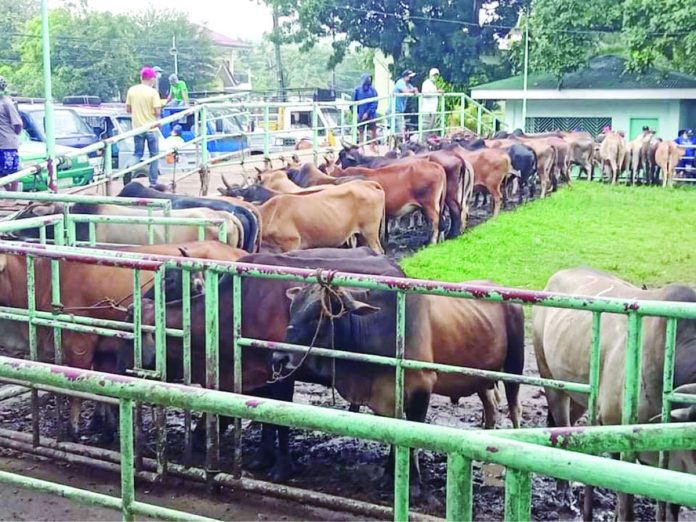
xmin=0 ymin=218 xmax=694 ymax=520
xmin=0 ymin=87 xmax=694 ymax=520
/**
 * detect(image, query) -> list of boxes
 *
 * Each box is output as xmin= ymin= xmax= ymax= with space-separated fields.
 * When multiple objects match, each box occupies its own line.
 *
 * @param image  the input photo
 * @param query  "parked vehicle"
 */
xmin=18 ymin=103 xmax=100 ymax=151
xmin=72 ymin=106 xmax=198 ymax=179
xmin=159 ymin=105 xmax=249 ymax=159
xmin=17 ymin=131 xmax=94 ymax=191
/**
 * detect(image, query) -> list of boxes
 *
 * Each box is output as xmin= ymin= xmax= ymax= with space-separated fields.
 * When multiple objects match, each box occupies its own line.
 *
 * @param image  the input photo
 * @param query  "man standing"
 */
xmin=0 ymin=76 xmax=23 ymax=192
xmin=166 ymin=74 xmax=189 ymax=106
xmin=421 ymin=68 xmax=443 ymax=138
xmin=392 ymin=70 xmax=418 ymax=138
xmin=126 ymin=67 xmax=162 ymax=187
xmin=352 ymin=73 xmax=378 ymax=151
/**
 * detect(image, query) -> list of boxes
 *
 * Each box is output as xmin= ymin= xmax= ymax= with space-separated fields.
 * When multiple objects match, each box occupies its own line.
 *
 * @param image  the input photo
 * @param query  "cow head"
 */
xmin=273 ymin=284 xmax=379 ymax=379
xmin=337 ymin=144 xmax=362 ymax=168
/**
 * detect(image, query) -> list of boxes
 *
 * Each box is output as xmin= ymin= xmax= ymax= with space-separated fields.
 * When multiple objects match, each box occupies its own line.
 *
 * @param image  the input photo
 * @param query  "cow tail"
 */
xmin=438 ymin=168 xmax=448 ymax=233
xmin=380 ymin=196 xmax=388 ymax=247
xmin=503 ymin=303 xmax=525 ymax=426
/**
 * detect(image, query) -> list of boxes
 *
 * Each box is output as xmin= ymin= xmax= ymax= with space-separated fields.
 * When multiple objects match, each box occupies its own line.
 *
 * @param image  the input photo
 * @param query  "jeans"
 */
xmin=133 ymin=131 xmax=160 ymax=186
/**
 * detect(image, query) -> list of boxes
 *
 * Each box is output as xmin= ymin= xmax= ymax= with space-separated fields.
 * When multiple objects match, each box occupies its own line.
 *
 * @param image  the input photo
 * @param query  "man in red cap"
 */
xmin=126 ymin=67 xmax=162 ymax=186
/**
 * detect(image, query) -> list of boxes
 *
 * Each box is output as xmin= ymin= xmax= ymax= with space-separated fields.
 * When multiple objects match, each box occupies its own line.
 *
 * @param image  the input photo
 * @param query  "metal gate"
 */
xmin=0 ymin=236 xmax=693 ymax=520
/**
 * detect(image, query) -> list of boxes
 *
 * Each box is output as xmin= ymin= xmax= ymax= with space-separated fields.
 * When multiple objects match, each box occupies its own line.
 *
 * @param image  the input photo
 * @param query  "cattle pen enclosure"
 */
xmin=0 ymin=199 xmax=694 ymax=521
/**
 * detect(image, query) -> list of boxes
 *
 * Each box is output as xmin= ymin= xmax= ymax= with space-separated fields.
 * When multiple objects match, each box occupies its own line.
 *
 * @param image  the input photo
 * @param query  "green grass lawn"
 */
xmin=401 ymin=182 xmax=696 ymax=290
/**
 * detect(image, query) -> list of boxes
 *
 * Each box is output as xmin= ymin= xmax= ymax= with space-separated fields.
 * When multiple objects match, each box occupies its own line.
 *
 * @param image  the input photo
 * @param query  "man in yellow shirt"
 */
xmin=126 ymin=67 xmax=162 ymax=186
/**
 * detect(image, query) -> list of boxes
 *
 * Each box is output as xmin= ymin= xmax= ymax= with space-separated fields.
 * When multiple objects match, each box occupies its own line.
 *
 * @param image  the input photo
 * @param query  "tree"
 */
xmin=0 ymin=5 xmax=220 ymax=100
xmin=263 ymin=0 xmax=527 ymax=89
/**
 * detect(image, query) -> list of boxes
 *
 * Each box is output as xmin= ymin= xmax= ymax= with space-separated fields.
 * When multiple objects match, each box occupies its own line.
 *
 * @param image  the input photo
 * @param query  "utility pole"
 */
xmin=272 ymin=4 xmax=286 ymax=101
xmin=171 ymin=36 xmax=179 ymax=76
xmin=41 ymin=0 xmax=56 ymax=192
xmin=522 ymin=7 xmax=530 ymax=129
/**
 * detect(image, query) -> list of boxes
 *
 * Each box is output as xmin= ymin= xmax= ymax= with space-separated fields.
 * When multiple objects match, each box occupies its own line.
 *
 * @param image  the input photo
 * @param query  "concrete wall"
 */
xmin=373 ymin=50 xmax=394 ymax=115
xmin=504 ymin=99 xmax=683 ymax=138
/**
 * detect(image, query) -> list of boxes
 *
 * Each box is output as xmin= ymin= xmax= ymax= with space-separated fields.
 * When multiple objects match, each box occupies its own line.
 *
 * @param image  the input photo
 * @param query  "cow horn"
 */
xmin=341 ymin=139 xmax=354 ymax=150
xmin=291 ymin=154 xmax=300 ymax=164
xmin=670 ymin=406 xmax=696 ymax=422
xmin=177 ymin=247 xmax=190 ymax=258
xmin=254 ymin=166 xmax=263 ymax=175
xmin=221 ymin=174 xmax=233 ymax=189
xmin=672 ymin=383 xmax=696 ymax=395
xmin=217 ymin=187 xmax=227 ymax=195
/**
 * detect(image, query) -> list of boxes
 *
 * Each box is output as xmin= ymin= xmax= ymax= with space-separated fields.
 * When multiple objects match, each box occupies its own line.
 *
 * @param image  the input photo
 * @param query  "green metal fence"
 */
xmin=0 ymin=241 xmax=693 ymax=520
xmin=0 ymin=91 xmax=505 ymax=196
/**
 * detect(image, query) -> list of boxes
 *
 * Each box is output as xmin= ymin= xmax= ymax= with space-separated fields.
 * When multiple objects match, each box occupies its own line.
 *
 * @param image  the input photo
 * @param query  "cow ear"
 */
xmin=285 ymin=287 xmax=302 ymax=302
xmin=0 ymin=254 xmax=7 ymax=273
xmin=346 ymin=297 xmax=380 ymax=316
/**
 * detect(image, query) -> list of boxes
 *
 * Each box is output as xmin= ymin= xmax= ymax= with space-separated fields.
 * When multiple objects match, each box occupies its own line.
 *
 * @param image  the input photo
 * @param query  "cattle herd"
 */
xmin=0 ymin=127 xmax=694 ymax=520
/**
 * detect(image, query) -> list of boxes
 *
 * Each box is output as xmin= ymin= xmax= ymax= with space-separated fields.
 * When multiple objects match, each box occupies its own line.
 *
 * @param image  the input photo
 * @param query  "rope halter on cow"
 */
xmin=268 ymin=269 xmax=346 ymax=399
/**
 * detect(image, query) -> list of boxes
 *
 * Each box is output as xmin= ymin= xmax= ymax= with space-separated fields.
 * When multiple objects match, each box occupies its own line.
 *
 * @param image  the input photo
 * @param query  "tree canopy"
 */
xmin=0 ymin=4 xmax=220 ymax=100
xmin=263 ymin=0 xmax=527 ymax=89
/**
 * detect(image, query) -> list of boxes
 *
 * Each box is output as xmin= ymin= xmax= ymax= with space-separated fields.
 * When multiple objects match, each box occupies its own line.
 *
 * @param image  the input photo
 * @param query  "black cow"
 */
xmin=219 ymin=184 xmax=277 ymax=204
xmin=103 ymin=247 xmax=399 ymax=482
xmin=118 ymin=182 xmax=259 ymax=252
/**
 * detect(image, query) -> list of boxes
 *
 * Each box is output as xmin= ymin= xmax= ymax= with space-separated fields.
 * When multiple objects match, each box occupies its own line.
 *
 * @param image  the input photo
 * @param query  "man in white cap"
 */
xmin=421 ymin=68 xmax=443 ymax=138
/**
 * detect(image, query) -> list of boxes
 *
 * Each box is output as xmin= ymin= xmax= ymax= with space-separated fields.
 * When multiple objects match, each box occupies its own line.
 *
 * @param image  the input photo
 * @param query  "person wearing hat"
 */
xmin=352 ymin=73 xmax=379 ymax=151
xmin=126 ymin=67 xmax=162 ymax=187
xmin=676 ymin=129 xmax=696 ymax=176
xmin=0 ymin=76 xmax=23 ymax=192
xmin=421 ymin=68 xmax=443 ymax=138
xmin=392 ymin=69 xmax=418 ymax=137
xmin=166 ymin=74 xmax=189 ymax=106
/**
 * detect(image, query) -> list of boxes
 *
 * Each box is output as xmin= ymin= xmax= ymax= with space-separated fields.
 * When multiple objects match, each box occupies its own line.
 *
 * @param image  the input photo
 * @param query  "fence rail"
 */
xmin=0 ymin=240 xmax=693 ymax=520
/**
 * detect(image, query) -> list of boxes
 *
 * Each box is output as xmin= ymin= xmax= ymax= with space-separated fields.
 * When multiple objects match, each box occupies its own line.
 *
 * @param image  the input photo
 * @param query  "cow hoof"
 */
xmin=247 ymin=450 xmax=276 ymax=472
xmin=267 ymin=457 xmax=297 ymax=482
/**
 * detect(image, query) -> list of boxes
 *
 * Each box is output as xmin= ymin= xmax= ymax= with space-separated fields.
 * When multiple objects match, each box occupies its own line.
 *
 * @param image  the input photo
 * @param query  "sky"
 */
xmin=52 ymin=0 xmax=273 ymax=41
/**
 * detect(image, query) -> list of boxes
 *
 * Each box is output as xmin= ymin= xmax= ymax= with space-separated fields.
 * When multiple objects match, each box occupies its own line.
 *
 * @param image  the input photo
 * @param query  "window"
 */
xmin=29 ymin=109 xmax=94 ymax=138
xmin=525 ymin=117 xmax=612 ymax=136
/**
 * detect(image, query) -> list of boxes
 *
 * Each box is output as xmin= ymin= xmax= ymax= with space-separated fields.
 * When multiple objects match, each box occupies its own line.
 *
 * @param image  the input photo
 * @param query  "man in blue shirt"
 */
xmin=353 ymin=73 xmax=378 ymax=151
xmin=675 ymin=129 xmax=696 ymax=177
xmin=392 ymin=70 xmax=418 ymax=137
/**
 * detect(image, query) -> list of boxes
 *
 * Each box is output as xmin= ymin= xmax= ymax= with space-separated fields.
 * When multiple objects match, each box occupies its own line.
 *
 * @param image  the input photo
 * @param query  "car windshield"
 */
xmin=209 ymin=109 xmax=245 ymax=134
xmin=30 ymin=109 xmax=94 ymax=138
xmin=116 ymin=117 xmax=132 ymax=132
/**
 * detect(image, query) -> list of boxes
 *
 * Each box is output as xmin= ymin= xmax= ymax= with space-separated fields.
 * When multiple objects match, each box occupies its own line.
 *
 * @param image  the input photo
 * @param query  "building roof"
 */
xmin=203 ymin=28 xmax=252 ymax=50
xmin=472 ymin=56 xmax=696 ymax=100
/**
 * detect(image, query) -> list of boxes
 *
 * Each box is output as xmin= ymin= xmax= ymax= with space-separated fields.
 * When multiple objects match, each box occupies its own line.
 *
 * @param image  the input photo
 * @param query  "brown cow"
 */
xmin=253 ymin=180 xmax=386 ymax=253
xmin=426 ymin=291 xmax=524 ymax=428
xmin=0 ymin=241 xmax=245 ymax=439
xmin=449 ymin=146 xmax=511 ymax=215
xmin=325 ymin=159 xmax=447 ymax=244
xmin=656 ymin=141 xmax=686 ymax=188
xmin=599 ymin=131 xmax=626 ymax=184
xmin=534 ymin=267 xmax=696 ymax=520
xmin=561 ymin=131 xmax=595 ymax=180
xmin=278 ymin=277 xmax=525 ymax=485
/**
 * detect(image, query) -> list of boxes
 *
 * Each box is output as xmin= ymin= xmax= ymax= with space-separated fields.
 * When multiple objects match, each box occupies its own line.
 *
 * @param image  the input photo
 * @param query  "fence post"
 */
xmin=232 ymin=273 xmax=243 ymax=476
xmin=460 ymin=94 xmax=465 ymax=131
xmin=477 ymin=104 xmax=482 ymax=135
xmin=26 ymin=255 xmax=40 ymax=447
xmin=417 ymin=95 xmax=423 ymax=139
xmin=153 ymin=266 xmax=168 ymax=479
xmin=263 ymin=104 xmax=270 ymax=156
xmin=199 ymin=106 xmax=210 ymax=196
xmin=204 ymin=270 xmax=220 ymax=492
xmin=504 ymin=468 xmax=532 ymax=521
xmin=390 ymin=95 xmax=397 ymax=148
xmin=440 ymin=93 xmax=446 ymax=136
xmin=351 ymin=102 xmax=358 ymax=144
xmin=312 ymin=102 xmax=319 ymax=161
xmin=104 ymin=145 xmax=113 ymax=196
xmin=658 ymin=316 xmax=678 ymax=520
xmin=120 ymin=398 xmax=135 ymax=522
xmin=446 ymin=453 xmax=473 ymax=521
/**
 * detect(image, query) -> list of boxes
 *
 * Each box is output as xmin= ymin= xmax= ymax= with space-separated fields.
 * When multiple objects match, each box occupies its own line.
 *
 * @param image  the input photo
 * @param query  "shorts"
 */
xmin=0 ymin=149 xmax=20 ymax=177
xmin=359 ymin=120 xmax=377 ymax=131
